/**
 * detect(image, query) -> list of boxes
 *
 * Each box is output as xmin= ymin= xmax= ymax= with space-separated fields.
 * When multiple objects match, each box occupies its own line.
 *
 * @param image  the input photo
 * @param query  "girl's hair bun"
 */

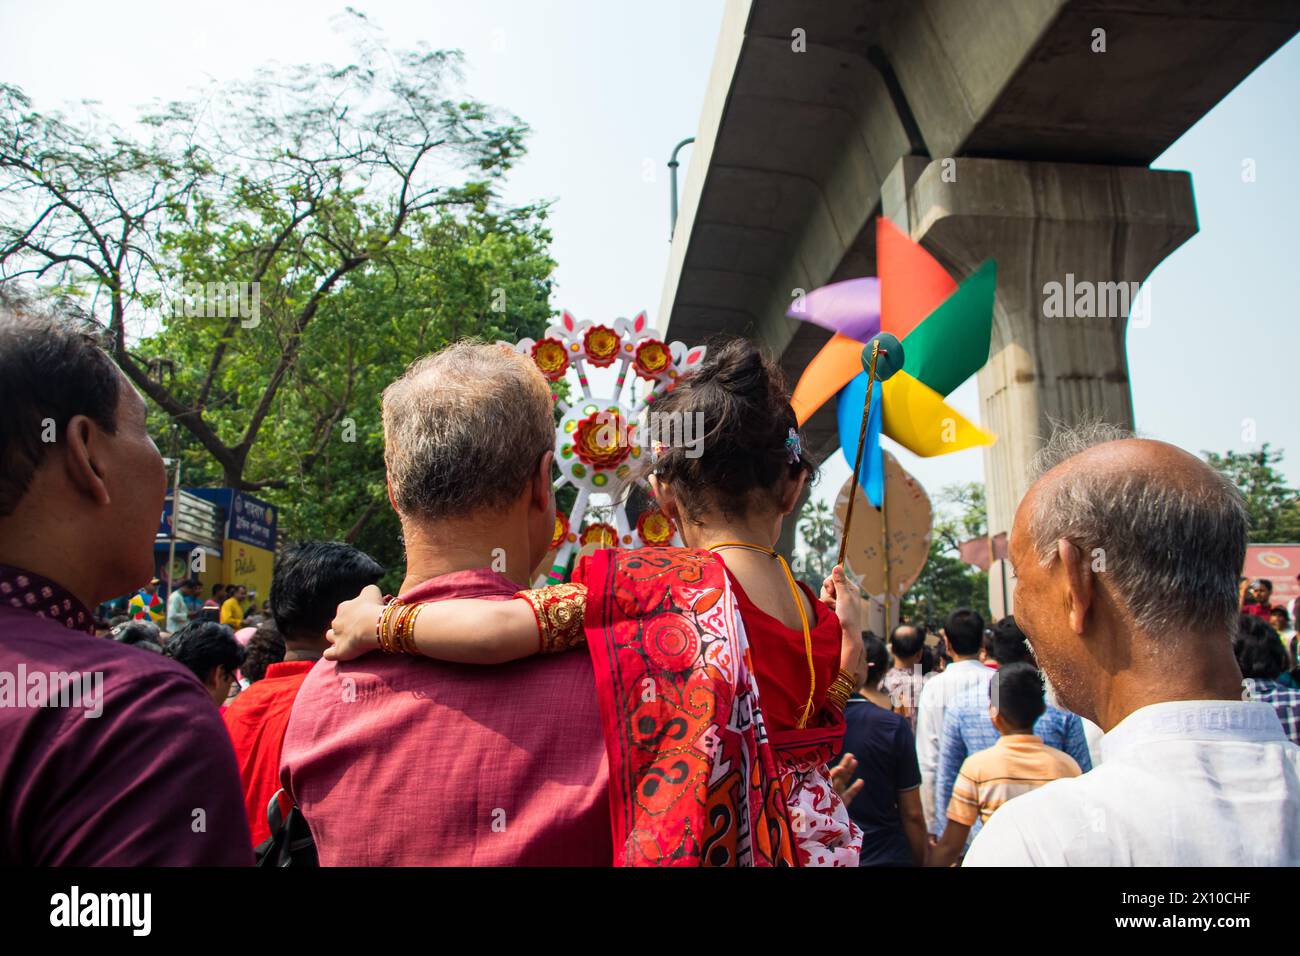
xmin=639 ymin=337 xmax=814 ymax=520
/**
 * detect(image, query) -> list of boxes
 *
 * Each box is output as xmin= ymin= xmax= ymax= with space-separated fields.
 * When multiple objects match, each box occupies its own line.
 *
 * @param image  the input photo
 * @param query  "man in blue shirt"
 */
xmin=933 ymin=616 xmax=1092 ymax=840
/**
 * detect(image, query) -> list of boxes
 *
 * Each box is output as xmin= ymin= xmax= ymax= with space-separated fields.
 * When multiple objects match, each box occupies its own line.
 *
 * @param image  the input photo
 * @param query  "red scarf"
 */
xmin=575 ymin=546 xmax=799 ymax=866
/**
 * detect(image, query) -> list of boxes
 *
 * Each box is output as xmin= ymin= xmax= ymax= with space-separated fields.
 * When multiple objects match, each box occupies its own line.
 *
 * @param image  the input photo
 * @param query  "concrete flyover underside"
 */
xmin=661 ymin=0 xmax=1299 ymax=552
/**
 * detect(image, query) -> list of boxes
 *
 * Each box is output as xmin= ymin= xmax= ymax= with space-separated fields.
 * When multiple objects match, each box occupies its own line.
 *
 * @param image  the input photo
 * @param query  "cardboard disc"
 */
xmin=833 ymin=450 xmax=932 ymax=597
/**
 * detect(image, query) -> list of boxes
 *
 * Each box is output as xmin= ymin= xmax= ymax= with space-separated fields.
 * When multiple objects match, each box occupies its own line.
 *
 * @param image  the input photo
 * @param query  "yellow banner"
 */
xmin=222 ymin=540 xmax=275 ymax=614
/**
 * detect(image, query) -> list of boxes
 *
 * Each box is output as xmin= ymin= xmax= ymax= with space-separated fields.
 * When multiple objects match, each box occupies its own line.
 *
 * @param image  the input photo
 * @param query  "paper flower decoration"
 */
xmin=633 ymin=338 xmax=671 ymax=379
xmin=551 ymin=512 xmax=569 ymax=550
xmin=531 ymin=338 xmax=569 ymax=382
xmin=582 ymin=325 xmax=620 ymax=367
xmin=580 ymin=523 xmax=618 ymax=548
xmin=505 ymin=310 xmax=706 ymax=584
xmin=636 ymin=509 xmax=675 ymax=546
xmin=572 ymin=411 xmax=633 ymax=469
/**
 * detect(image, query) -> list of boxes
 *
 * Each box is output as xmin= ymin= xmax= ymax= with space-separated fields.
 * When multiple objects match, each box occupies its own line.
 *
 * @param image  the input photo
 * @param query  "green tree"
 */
xmin=1204 ymin=444 xmax=1300 ymax=543
xmin=144 ymin=205 xmax=555 ymax=584
xmin=0 ymin=11 xmax=535 ymax=493
xmin=793 ymin=498 xmax=837 ymax=590
xmin=902 ymin=482 xmax=991 ymax=626
xmin=0 ymin=14 xmax=558 ymax=586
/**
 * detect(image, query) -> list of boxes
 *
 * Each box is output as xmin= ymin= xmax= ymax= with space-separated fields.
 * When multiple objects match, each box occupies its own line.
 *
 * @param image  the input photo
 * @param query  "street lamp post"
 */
xmin=667 ymin=137 xmax=695 ymax=240
xmin=164 ymin=457 xmax=181 ymax=603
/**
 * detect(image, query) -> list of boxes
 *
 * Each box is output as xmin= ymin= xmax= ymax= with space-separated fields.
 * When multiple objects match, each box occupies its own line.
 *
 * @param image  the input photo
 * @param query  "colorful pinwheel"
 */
xmin=790 ymin=217 xmax=997 ymax=506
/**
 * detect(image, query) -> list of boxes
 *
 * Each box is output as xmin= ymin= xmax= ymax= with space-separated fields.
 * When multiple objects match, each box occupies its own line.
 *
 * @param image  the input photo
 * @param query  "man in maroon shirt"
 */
xmin=281 ymin=342 xmax=612 ymax=865
xmin=0 ymin=292 xmax=251 ymax=865
xmin=223 ymin=540 xmax=383 ymax=848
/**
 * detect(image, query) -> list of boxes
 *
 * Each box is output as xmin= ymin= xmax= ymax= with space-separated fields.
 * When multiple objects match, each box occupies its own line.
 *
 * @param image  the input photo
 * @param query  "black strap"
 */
xmin=254 ymin=789 xmax=318 ymax=867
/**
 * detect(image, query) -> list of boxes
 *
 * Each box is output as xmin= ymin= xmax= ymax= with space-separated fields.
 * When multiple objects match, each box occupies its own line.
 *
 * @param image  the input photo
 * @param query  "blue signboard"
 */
xmin=228 ymin=492 xmax=277 ymax=550
xmin=154 ymin=488 xmax=276 ymax=551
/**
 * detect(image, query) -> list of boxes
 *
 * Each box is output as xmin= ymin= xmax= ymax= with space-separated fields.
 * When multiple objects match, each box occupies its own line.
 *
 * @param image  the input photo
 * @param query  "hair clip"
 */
xmin=652 ymin=440 xmax=668 ymax=459
xmin=785 ymin=428 xmax=802 ymax=464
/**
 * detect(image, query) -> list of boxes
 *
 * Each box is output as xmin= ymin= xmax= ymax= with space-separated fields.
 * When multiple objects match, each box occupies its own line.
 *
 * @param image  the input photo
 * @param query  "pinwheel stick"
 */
xmin=837 ymin=342 xmax=881 ymax=569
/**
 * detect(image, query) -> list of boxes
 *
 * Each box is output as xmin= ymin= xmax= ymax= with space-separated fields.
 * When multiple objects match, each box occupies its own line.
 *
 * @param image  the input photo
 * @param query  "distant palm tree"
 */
xmin=794 ymin=499 xmax=837 ymax=589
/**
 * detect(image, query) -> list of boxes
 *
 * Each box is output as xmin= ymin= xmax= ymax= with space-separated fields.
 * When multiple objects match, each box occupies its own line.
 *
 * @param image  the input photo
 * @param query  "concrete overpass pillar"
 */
xmin=883 ymin=156 xmax=1198 ymax=603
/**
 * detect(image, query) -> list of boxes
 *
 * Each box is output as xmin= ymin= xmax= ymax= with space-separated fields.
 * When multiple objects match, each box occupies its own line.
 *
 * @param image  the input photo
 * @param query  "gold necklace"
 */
xmin=707 ymin=541 xmax=816 ymax=728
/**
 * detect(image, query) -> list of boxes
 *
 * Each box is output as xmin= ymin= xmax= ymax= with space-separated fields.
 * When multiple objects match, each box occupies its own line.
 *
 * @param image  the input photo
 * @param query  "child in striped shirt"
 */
xmin=926 ymin=662 xmax=1081 ymax=866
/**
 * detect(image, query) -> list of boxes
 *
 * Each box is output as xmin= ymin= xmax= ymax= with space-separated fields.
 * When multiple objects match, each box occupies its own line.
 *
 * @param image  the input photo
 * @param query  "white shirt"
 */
xmin=165 ymin=590 xmax=190 ymax=634
xmin=1080 ymin=717 xmax=1104 ymax=767
xmin=915 ymin=659 xmax=995 ymax=831
xmin=963 ymin=700 xmax=1300 ymax=866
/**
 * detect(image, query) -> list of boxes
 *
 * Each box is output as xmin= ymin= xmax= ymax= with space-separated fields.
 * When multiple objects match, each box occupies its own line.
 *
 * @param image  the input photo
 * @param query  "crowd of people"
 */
xmin=1 ymin=291 xmax=1297 ymax=867
xmin=830 ymin=593 xmax=1300 ymax=866
xmin=97 ymin=578 xmax=265 ymax=637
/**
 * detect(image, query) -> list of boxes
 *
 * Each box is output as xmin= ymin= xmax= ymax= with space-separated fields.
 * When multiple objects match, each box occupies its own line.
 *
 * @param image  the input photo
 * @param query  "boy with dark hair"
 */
xmin=916 ymin=607 xmax=992 ymax=831
xmin=0 ymin=293 xmax=250 ymax=864
xmin=164 ymin=621 xmax=246 ymax=707
xmin=223 ymin=540 xmax=384 ymax=847
xmin=926 ymin=663 xmax=1081 ymax=866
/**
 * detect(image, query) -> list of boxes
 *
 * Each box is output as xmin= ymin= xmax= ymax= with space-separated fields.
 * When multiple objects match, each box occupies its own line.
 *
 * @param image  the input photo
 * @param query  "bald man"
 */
xmin=964 ymin=423 xmax=1300 ymax=866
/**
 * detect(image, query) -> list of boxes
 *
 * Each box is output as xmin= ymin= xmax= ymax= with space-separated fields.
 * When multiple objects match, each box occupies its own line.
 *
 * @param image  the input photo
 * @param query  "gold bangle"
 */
xmin=392 ymin=602 xmax=414 ymax=655
xmin=825 ymin=670 xmax=858 ymax=712
xmin=377 ymin=600 xmax=393 ymax=653
xmin=400 ymin=603 xmax=424 ymax=655
xmin=378 ymin=599 xmax=404 ymax=654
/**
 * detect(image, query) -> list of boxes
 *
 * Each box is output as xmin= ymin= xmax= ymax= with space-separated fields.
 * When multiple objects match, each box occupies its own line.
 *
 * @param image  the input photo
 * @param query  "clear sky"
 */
xmin=1 ymin=0 xmax=1295 ymax=506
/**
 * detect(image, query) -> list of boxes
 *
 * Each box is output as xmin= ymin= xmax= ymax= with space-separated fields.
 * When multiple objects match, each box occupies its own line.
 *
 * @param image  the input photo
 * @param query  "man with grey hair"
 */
xmin=280 ymin=342 xmax=613 ymax=865
xmin=964 ymin=423 xmax=1300 ymax=866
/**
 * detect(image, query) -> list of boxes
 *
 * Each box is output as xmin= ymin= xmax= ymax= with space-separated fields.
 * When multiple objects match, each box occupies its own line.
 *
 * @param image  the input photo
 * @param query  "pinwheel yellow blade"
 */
xmin=880 ymin=371 xmax=995 ymax=457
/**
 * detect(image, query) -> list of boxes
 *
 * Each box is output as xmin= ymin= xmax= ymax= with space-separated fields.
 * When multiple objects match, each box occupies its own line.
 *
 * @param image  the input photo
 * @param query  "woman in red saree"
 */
xmin=329 ymin=340 xmax=866 ymax=866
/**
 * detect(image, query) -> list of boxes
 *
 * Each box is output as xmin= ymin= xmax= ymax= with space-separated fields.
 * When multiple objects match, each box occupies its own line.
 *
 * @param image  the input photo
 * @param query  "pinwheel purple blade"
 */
xmin=786 ymin=276 xmax=881 ymax=343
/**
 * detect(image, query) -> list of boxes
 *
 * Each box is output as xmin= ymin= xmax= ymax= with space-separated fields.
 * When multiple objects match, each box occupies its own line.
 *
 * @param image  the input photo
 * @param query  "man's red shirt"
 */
xmin=280 ymin=568 xmax=612 ymax=866
xmin=222 ymin=659 xmax=316 ymax=847
xmin=1243 ymin=602 xmax=1274 ymax=621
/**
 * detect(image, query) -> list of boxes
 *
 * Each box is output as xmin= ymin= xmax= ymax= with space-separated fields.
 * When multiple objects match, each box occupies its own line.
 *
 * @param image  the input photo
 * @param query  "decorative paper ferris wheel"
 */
xmin=505 ymin=310 xmax=706 ymax=584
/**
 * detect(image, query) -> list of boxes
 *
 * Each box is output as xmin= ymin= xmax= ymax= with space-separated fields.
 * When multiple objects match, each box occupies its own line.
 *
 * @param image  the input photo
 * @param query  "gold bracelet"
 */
xmin=392 ymin=602 xmax=414 ymax=655
xmin=825 ymin=670 xmax=858 ymax=713
xmin=378 ymin=599 xmax=404 ymax=653
xmin=399 ymin=603 xmax=424 ymax=655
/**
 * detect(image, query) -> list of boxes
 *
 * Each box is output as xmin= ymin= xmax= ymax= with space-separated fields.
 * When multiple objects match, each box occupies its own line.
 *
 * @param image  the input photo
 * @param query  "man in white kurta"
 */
xmin=965 ymin=427 xmax=1300 ymax=866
